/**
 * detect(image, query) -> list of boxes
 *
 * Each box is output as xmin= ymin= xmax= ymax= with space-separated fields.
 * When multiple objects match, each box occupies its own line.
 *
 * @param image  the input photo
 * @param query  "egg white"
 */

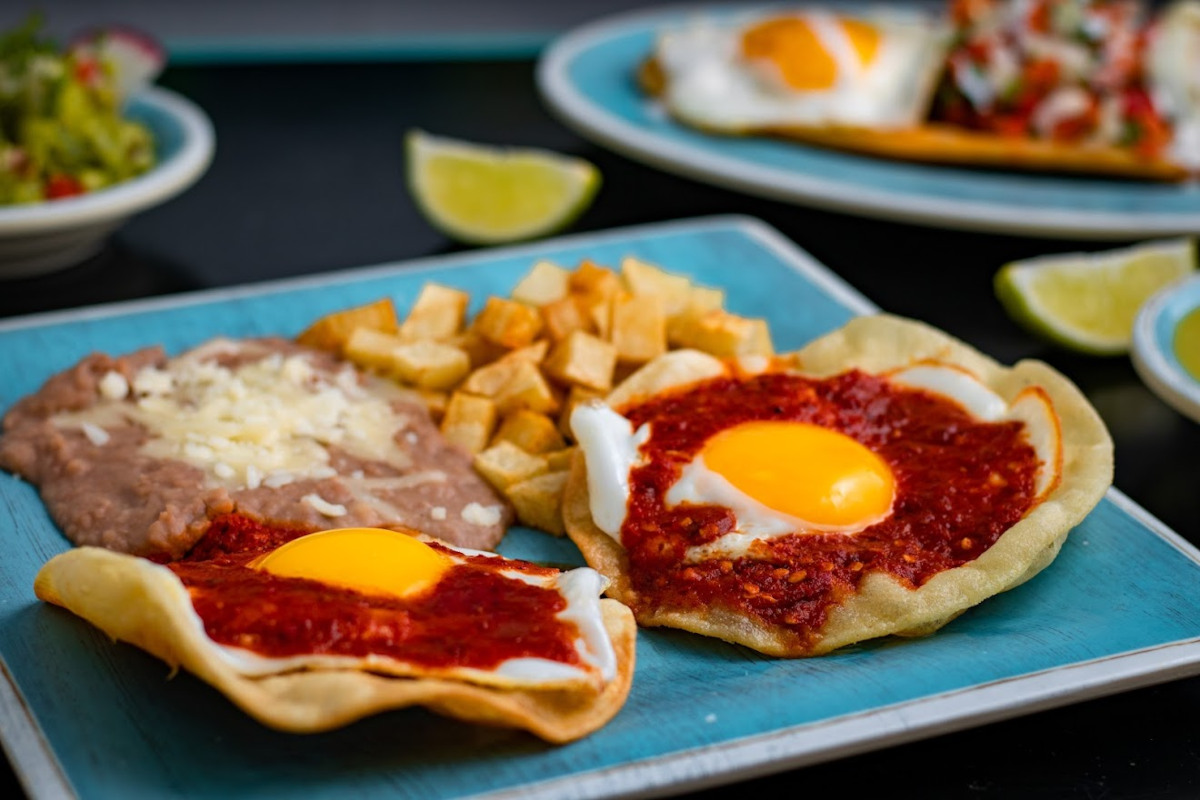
xmin=654 ymin=7 xmax=951 ymax=131
xmin=197 ymin=544 xmax=617 ymax=690
xmin=572 ymin=364 xmax=1062 ymax=564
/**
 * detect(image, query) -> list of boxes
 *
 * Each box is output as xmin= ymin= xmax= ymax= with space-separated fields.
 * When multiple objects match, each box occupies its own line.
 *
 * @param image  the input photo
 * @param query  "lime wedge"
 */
xmin=406 ymin=130 xmax=601 ymax=245
xmin=994 ymin=238 xmax=1197 ymax=355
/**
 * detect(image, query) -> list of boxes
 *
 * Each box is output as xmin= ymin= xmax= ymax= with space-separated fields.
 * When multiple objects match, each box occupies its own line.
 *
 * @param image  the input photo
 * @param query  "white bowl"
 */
xmin=1131 ymin=273 xmax=1200 ymax=425
xmin=0 ymin=86 xmax=215 ymax=278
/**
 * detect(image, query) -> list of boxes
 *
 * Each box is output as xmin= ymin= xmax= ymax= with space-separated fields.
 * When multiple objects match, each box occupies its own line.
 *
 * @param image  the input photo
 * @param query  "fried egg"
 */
xmin=571 ymin=362 xmax=1061 ymax=563
xmin=653 ymin=8 xmax=951 ymax=131
xmin=194 ymin=527 xmax=618 ymax=690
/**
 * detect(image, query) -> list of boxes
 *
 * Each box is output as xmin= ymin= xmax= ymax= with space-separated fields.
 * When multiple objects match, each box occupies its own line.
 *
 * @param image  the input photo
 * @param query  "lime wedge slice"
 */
xmin=406 ymin=130 xmax=601 ymax=245
xmin=994 ymin=238 xmax=1197 ymax=355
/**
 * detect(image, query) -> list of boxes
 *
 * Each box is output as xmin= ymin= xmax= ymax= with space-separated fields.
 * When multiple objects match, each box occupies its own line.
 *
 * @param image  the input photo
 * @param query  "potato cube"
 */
xmin=416 ymin=389 xmax=448 ymax=422
xmin=449 ymin=330 xmax=508 ymax=369
xmin=343 ymin=327 xmax=405 ymax=373
xmin=610 ymin=291 xmax=667 ymax=363
xmin=440 ymin=392 xmax=497 ymax=454
xmin=543 ymin=330 xmax=617 ymax=392
xmin=545 ymin=446 xmax=576 ymax=472
xmin=541 ymin=295 xmax=595 ymax=341
xmin=473 ymin=441 xmax=550 ymax=492
xmin=506 ymin=471 xmax=568 ymax=536
xmin=568 ymin=259 xmax=620 ymax=303
xmin=390 ymin=341 xmax=471 ymax=390
xmin=511 ymin=260 xmax=570 ymax=306
xmin=670 ymin=309 xmax=774 ymax=357
xmin=473 ymin=297 xmax=543 ymax=349
xmin=398 ymin=284 xmax=469 ymax=341
xmin=585 ymin=295 xmax=613 ymax=340
xmin=492 ymin=409 xmax=566 ymax=454
xmin=620 ymin=256 xmax=692 ymax=317
xmin=505 ymin=339 xmax=549 ymax=364
xmin=559 ymin=385 xmax=606 ymax=438
xmin=494 ymin=360 xmax=561 ymax=416
xmin=297 ymin=298 xmax=398 ymax=354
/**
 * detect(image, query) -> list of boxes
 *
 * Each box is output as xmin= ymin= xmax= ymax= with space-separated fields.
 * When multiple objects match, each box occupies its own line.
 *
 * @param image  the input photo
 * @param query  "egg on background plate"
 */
xmin=651 ymin=6 xmax=951 ymax=132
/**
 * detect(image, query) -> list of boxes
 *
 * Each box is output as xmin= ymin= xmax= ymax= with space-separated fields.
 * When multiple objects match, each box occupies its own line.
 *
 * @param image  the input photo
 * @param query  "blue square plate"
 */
xmin=3 ymin=216 xmax=1200 ymax=799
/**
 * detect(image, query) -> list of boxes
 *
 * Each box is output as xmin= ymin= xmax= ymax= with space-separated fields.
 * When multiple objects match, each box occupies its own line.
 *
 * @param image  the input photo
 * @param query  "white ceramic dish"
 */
xmin=0 ymin=86 xmax=214 ymax=279
xmin=1132 ymin=273 xmax=1200 ymax=424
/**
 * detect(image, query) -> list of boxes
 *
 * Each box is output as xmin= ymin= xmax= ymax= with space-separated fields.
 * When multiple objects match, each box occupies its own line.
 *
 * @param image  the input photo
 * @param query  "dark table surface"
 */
xmin=3 ymin=58 xmax=1200 ymax=799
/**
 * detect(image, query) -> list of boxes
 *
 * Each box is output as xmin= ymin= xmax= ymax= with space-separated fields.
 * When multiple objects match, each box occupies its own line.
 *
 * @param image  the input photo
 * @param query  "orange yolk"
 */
xmin=740 ymin=16 xmax=882 ymax=91
xmin=700 ymin=421 xmax=895 ymax=528
xmin=251 ymin=527 xmax=451 ymax=598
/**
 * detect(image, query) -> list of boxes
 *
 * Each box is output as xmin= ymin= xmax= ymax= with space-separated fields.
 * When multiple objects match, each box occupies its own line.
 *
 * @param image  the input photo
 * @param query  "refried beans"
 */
xmin=0 ymin=337 xmax=512 ymax=560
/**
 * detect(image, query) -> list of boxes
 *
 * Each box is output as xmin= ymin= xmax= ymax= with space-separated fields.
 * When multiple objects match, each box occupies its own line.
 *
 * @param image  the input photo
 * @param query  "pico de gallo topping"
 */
xmin=0 ymin=16 xmax=162 ymax=205
xmin=932 ymin=0 xmax=1172 ymax=158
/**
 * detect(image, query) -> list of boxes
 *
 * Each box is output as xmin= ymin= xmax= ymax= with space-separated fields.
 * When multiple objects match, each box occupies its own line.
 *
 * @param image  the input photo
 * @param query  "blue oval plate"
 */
xmin=537 ymin=3 xmax=1200 ymax=239
xmin=1133 ymin=274 xmax=1200 ymax=424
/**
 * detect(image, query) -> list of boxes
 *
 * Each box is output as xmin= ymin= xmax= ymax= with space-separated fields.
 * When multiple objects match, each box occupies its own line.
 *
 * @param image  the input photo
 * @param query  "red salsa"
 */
xmin=618 ymin=370 xmax=1041 ymax=649
xmin=167 ymin=514 xmax=586 ymax=673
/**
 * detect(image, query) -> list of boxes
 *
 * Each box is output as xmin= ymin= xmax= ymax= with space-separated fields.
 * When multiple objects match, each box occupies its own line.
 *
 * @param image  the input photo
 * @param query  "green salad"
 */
xmin=0 ymin=16 xmax=157 ymax=205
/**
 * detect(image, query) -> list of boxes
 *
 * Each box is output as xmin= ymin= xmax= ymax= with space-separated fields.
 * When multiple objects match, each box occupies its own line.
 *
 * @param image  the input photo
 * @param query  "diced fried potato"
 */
xmin=667 ymin=285 xmax=727 ymax=333
xmin=449 ymin=330 xmax=508 ymax=368
xmin=505 ymin=339 xmax=549 ymax=364
xmin=492 ymin=409 xmax=565 ymax=454
xmin=398 ymin=284 xmax=469 ymax=342
xmin=568 ymin=259 xmax=620 ymax=302
xmin=416 ymin=389 xmax=448 ymax=422
xmin=461 ymin=358 xmax=521 ymax=397
xmin=440 ymin=392 xmax=497 ymax=454
xmin=543 ymin=331 xmax=617 ymax=392
xmin=621 ymin=257 xmax=692 ymax=317
xmin=545 ymin=446 xmax=576 ymax=472
xmin=610 ymin=291 xmax=667 ymax=363
xmin=669 ymin=309 xmax=774 ymax=357
xmin=343 ymin=327 xmax=405 ymax=373
xmin=473 ymin=297 xmax=544 ymax=349
xmin=297 ymin=298 xmax=398 ymax=354
xmin=511 ymin=260 xmax=570 ymax=306
xmin=390 ymin=340 xmax=471 ymax=390
xmin=473 ymin=441 xmax=550 ymax=492
xmin=541 ymin=295 xmax=595 ymax=341
xmin=559 ymin=385 xmax=606 ymax=438
xmin=494 ymin=361 xmax=561 ymax=416
xmin=585 ymin=295 xmax=613 ymax=340
xmin=505 ymin=471 xmax=568 ymax=536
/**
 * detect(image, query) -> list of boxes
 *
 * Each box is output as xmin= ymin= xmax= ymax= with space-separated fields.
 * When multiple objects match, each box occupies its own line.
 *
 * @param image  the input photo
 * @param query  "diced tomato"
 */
xmin=45 ymin=174 xmax=85 ymax=199
xmin=73 ymin=57 xmax=102 ymax=87
xmin=1027 ymin=0 xmax=1052 ymax=33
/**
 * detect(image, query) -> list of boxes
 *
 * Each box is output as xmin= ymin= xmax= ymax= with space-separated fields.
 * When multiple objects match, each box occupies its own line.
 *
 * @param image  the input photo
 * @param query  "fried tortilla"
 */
xmin=563 ymin=314 xmax=1114 ymax=656
xmin=34 ymin=546 xmax=636 ymax=742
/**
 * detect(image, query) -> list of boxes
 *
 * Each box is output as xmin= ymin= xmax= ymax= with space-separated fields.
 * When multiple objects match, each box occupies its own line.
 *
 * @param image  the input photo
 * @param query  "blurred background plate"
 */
xmin=0 ymin=86 xmax=214 ymax=279
xmin=1132 ymin=274 xmax=1200 ymax=425
xmin=536 ymin=2 xmax=1200 ymax=240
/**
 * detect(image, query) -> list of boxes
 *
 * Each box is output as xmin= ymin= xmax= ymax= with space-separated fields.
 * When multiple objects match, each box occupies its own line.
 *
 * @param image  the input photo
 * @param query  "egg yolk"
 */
xmin=250 ymin=527 xmax=451 ymax=598
xmin=700 ymin=421 xmax=894 ymax=528
xmin=741 ymin=16 xmax=881 ymax=91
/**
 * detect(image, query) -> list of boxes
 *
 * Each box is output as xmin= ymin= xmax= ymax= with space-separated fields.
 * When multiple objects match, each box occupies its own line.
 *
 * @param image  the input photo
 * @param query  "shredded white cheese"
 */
xmin=430 ymin=506 xmax=447 ymax=521
xmin=461 ymin=502 xmax=502 ymax=527
xmin=97 ymin=371 xmax=129 ymax=401
xmin=303 ymin=493 xmax=347 ymax=517
xmin=80 ymin=422 xmax=110 ymax=446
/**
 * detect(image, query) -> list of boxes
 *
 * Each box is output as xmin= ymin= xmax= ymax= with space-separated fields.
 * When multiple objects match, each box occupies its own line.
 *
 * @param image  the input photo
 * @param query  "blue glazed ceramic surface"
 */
xmin=536 ymin=4 xmax=1200 ymax=238
xmin=2 ymin=217 xmax=1199 ymax=800
xmin=1132 ymin=274 xmax=1200 ymax=425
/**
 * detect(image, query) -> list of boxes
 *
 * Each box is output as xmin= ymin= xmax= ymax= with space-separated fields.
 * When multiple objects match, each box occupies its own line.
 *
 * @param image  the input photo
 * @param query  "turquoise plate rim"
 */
xmin=1132 ymin=273 xmax=1200 ymax=425
xmin=536 ymin=3 xmax=1200 ymax=240
xmin=3 ymin=216 xmax=1200 ymax=800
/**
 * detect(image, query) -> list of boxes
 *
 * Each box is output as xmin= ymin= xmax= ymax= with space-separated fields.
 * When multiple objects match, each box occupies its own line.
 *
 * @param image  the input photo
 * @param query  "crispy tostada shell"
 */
xmin=563 ymin=314 xmax=1114 ymax=656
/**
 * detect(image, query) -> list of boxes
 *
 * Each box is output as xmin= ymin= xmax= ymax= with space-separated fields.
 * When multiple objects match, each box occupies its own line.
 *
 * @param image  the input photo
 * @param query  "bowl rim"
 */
xmin=1131 ymin=272 xmax=1200 ymax=425
xmin=0 ymin=86 xmax=215 ymax=235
